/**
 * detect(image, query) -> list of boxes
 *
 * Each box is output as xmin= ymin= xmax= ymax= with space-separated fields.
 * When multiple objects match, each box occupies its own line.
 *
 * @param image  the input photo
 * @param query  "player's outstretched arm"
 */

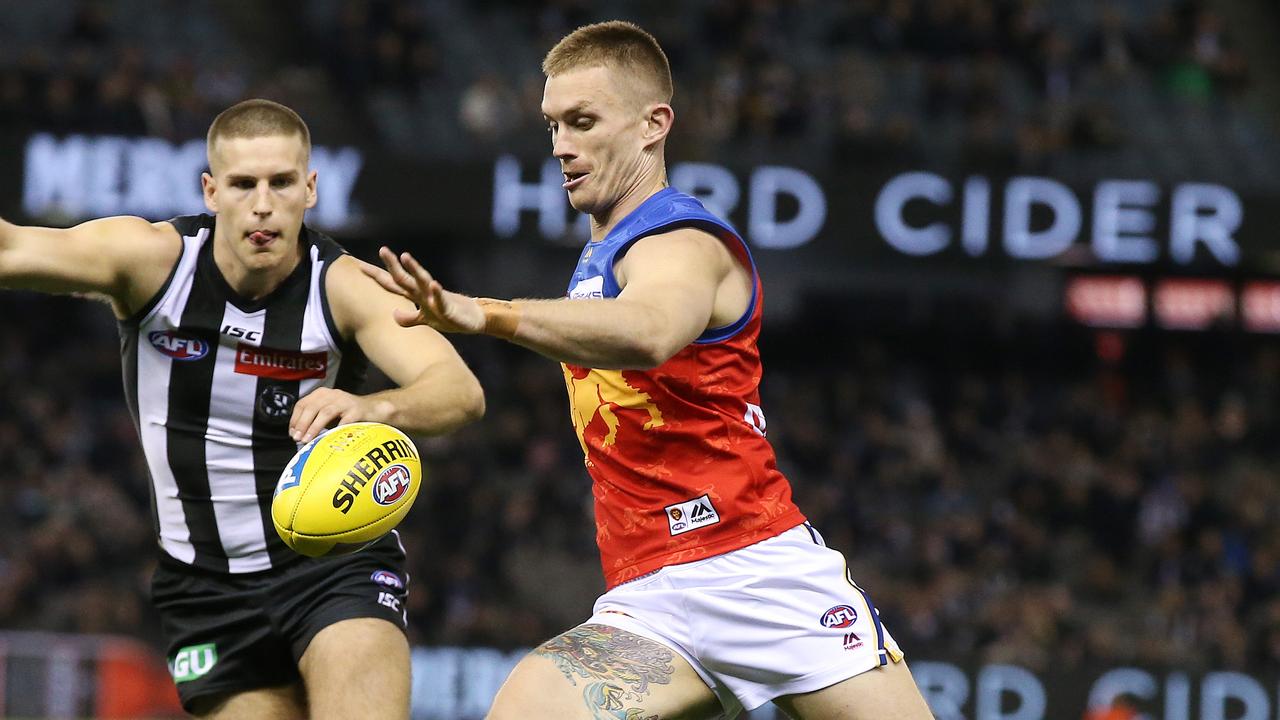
xmin=364 ymin=229 xmax=736 ymax=370
xmin=0 ymin=216 xmax=181 ymax=317
xmin=289 ymin=255 xmax=486 ymax=443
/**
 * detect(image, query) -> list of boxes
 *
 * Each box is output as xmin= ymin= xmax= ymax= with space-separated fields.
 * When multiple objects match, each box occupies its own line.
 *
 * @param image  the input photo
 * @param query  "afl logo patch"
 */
xmin=148 ymin=330 xmax=209 ymax=361
xmin=371 ymin=570 xmax=404 ymax=590
xmin=256 ymin=385 xmax=296 ymax=423
xmin=821 ymin=605 xmax=858 ymax=629
xmin=372 ymin=464 xmax=411 ymax=506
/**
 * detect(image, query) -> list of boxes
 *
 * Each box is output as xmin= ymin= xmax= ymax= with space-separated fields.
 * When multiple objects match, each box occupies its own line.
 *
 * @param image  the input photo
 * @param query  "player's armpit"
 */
xmin=0 ymin=215 xmax=181 ymax=317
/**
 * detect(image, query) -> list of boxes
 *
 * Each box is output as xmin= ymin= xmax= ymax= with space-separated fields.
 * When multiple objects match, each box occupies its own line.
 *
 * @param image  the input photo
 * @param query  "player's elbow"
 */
xmin=460 ymin=375 xmax=486 ymax=424
xmin=626 ymin=333 xmax=680 ymax=369
xmin=443 ymin=370 xmax=486 ymax=429
xmin=0 ymin=222 xmax=16 ymax=280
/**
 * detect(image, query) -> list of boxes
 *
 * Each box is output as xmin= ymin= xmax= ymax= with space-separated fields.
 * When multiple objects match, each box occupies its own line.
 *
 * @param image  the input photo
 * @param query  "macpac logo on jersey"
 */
xmin=371 ymin=570 xmax=404 ymax=590
xmin=372 ymin=464 xmax=411 ymax=506
xmin=148 ymin=330 xmax=209 ymax=361
xmin=234 ymin=344 xmax=328 ymax=380
xmin=569 ymin=275 xmax=605 ymax=299
xmin=169 ymin=643 xmax=217 ymax=683
xmin=665 ymin=494 xmax=720 ymax=536
xmin=821 ymin=605 xmax=859 ymax=629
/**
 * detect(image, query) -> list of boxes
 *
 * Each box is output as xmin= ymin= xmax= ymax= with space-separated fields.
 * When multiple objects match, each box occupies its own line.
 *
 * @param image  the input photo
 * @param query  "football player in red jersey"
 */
xmin=367 ymin=21 xmax=932 ymax=720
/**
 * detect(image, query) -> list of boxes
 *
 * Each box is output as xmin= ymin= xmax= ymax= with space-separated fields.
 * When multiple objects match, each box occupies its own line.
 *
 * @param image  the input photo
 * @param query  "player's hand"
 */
xmin=290 ymin=387 xmax=381 ymax=443
xmin=361 ymin=247 xmax=486 ymax=334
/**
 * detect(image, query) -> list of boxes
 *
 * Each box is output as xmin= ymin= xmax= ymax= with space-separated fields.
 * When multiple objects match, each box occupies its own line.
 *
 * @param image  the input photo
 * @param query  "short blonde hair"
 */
xmin=206 ymin=99 xmax=311 ymax=166
xmin=542 ymin=21 xmax=673 ymax=106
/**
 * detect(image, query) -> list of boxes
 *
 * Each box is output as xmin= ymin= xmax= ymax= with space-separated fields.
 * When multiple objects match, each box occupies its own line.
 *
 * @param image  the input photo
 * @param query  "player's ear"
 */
xmin=201 ymin=172 xmax=218 ymax=213
xmin=305 ymin=169 xmax=318 ymax=210
xmin=643 ymin=103 xmax=673 ymax=148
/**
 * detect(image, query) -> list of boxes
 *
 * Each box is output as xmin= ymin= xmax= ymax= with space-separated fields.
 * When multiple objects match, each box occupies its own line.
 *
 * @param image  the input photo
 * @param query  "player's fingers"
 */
xmin=300 ymin=406 xmax=341 ymax=444
xmin=392 ymin=307 xmax=423 ymax=327
xmin=399 ymin=252 xmax=437 ymax=288
xmin=289 ymin=396 xmax=324 ymax=442
xmin=360 ymin=261 xmax=409 ymax=299
xmin=380 ymin=247 xmax=422 ymax=295
xmin=425 ymin=281 xmax=448 ymax=314
xmin=377 ymin=246 xmax=401 ymax=271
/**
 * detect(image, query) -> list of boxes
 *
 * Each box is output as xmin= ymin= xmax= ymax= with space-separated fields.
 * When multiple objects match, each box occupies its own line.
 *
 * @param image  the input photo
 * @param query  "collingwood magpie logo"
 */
xmin=256 ymin=385 xmax=296 ymax=423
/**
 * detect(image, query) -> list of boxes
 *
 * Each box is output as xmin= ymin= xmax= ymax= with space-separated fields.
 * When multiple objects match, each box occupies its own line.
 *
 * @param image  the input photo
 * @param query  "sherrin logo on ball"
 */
xmin=271 ymin=422 xmax=423 ymax=558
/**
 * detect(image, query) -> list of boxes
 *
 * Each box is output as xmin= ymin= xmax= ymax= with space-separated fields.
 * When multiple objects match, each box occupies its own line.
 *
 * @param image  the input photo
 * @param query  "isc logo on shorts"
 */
xmin=665 ymin=494 xmax=721 ymax=536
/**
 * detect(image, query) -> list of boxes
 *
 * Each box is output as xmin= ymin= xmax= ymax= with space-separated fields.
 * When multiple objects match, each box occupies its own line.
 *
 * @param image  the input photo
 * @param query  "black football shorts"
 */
xmin=150 ymin=533 xmax=410 ymax=712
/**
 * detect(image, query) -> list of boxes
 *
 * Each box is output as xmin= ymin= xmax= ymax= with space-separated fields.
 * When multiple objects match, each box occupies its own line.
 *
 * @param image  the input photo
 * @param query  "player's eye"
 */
xmin=233 ymin=180 xmax=254 ymax=190
xmin=271 ymin=177 xmax=292 ymax=189
xmin=576 ymin=118 xmax=594 ymax=130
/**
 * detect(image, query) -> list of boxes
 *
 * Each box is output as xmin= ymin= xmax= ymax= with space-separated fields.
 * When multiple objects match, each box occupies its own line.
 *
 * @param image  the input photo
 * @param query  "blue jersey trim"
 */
xmin=571 ymin=189 xmax=758 ymax=346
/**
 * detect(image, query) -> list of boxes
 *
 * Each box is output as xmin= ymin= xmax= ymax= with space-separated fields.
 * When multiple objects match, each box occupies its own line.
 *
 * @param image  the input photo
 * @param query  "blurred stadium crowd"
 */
xmin=2 ymin=292 xmax=1279 ymax=675
xmin=2 ymin=0 xmax=1278 ymax=186
xmin=2 ymin=0 xmax=1280 ymax=682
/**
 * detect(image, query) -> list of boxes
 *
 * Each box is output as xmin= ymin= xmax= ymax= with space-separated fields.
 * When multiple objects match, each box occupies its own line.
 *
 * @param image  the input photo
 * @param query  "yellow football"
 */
xmin=272 ymin=422 xmax=422 ymax=557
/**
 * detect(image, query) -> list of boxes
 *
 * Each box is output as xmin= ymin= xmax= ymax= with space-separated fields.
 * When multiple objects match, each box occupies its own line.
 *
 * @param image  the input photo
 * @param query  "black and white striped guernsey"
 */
xmin=119 ymin=214 xmax=367 ymax=573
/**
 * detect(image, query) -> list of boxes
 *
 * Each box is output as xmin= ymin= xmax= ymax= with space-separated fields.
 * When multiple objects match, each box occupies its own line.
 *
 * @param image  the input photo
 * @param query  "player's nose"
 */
xmin=252 ymin=184 xmax=272 ymax=214
xmin=552 ymin=133 xmax=576 ymax=161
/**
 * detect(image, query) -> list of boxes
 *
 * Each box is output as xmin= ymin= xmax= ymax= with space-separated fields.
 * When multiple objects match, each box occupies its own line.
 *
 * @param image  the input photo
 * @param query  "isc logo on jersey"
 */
xmin=271 ymin=422 xmax=422 ymax=557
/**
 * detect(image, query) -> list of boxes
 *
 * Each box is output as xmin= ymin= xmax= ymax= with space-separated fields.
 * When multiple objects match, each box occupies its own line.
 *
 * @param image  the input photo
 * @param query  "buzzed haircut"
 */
xmin=206 ymin=98 xmax=311 ymax=165
xmin=542 ymin=20 xmax=673 ymax=105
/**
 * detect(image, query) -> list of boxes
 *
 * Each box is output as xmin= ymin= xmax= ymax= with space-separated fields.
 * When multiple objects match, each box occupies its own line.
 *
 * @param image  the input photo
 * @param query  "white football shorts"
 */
xmin=586 ymin=522 xmax=904 ymax=716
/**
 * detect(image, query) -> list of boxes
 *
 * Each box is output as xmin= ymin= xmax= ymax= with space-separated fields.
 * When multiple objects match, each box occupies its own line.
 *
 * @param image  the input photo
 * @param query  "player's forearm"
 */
xmin=363 ymin=364 xmax=485 ymax=435
xmin=489 ymin=297 xmax=681 ymax=369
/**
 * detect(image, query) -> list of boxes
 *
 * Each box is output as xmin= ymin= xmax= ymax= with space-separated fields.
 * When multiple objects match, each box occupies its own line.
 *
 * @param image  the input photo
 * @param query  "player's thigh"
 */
xmin=298 ymin=617 xmax=410 ymax=720
xmin=487 ymin=623 xmax=721 ymax=720
xmin=191 ymin=685 xmax=306 ymax=720
xmin=773 ymin=659 xmax=933 ymax=720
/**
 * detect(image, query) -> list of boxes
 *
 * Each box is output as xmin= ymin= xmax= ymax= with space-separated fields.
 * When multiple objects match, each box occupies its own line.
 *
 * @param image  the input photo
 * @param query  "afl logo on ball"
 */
xmin=821 ymin=605 xmax=858 ymax=628
xmin=373 ymin=464 xmax=411 ymax=506
xmin=256 ymin=386 xmax=296 ymax=423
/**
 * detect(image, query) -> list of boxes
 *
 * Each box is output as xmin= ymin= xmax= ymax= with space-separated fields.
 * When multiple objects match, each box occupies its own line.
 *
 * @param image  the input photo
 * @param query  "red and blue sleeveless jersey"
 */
xmin=562 ymin=188 xmax=806 ymax=589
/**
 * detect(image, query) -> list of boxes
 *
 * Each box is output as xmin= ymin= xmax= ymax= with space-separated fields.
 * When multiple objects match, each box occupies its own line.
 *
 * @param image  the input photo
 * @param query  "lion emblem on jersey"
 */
xmin=562 ymin=365 xmax=663 ymax=455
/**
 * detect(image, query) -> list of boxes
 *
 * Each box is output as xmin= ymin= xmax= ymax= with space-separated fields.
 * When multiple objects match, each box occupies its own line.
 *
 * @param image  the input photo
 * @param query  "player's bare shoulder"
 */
xmin=324 ymin=253 xmax=406 ymax=340
xmin=618 ymin=227 xmax=747 ymax=292
xmin=109 ymin=216 xmax=184 ymax=319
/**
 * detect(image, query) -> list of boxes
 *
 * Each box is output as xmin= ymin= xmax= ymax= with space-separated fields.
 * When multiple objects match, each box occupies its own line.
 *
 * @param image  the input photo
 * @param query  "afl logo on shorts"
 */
xmin=370 ymin=570 xmax=404 ymax=590
xmin=821 ymin=605 xmax=858 ymax=628
xmin=256 ymin=386 xmax=296 ymax=423
xmin=149 ymin=330 xmax=209 ymax=361
xmin=373 ymin=464 xmax=411 ymax=506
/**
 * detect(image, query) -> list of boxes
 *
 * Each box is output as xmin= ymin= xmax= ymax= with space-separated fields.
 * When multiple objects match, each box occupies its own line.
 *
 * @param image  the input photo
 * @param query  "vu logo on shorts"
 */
xmin=170 ymin=643 xmax=218 ymax=683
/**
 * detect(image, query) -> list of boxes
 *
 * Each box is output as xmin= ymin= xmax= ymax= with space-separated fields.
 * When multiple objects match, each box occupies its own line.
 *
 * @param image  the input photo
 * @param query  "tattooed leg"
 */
xmin=535 ymin=624 xmax=675 ymax=718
